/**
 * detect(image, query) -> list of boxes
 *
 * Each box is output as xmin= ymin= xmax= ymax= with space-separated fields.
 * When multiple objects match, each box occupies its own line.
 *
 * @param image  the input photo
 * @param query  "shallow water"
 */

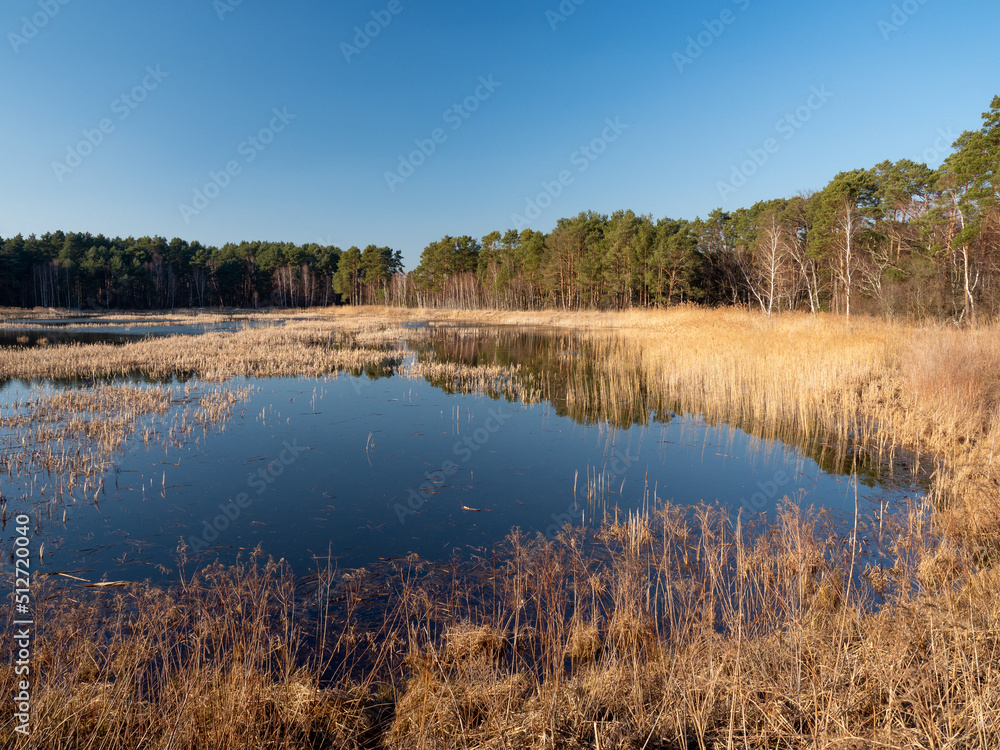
xmin=0 ymin=325 xmax=922 ymax=583
xmin=0 ymin=317 xmax=277 ymax=348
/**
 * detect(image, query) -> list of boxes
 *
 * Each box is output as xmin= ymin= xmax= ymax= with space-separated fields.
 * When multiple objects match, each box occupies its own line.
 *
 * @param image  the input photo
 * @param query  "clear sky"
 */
xmin=2 ymin=0 xmax=998 ymax=269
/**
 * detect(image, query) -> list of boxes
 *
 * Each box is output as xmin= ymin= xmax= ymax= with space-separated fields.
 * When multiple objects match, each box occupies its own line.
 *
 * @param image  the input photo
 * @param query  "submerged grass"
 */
xmin=2 ymin=305 xmax=1000 ymax=747
xmin=0 ymin=381 xmax=254 ymax=514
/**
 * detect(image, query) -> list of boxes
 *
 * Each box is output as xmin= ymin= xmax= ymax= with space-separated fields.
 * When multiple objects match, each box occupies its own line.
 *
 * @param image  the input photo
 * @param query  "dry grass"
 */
xmin=332 ymin=305 xmax=1000 ymax=548
xmin=367 ymin=498 xmax=1000 ymax=749
xmin=3 ymin=305 xmax=1000 ymax=747
xmin=2 ymin=550 xmax=394 ymax=749
xmin=613 ymin=309 xmax=1000 ymax=549
xmin=7 ymin=500 xmax=1000 ymax=748
xmin=0 ymin=315 xmax=408 ymax=382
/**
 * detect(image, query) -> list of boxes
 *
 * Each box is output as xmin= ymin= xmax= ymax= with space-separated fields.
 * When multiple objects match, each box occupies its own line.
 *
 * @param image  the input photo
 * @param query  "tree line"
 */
xmin=406 ymin=95 xmax=1000 ymax=323
xmin=2 ymin=95 xmax=996 ymax=322
xmin=0 ymin=234 xmax=402 ymax=310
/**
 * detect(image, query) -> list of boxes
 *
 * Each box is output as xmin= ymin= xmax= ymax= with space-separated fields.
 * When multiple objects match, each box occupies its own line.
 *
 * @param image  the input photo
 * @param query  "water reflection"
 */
xmin=0 ymin=324 xmax=925 ymax=585
xmin=407 ymin=325 xmax=924 ymax=489
xmin=0 ymin=318 xmax=279 ymax=348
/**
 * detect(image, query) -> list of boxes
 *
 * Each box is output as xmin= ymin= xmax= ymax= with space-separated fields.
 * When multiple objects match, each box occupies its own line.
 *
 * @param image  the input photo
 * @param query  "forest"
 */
xmin=2 ymin=95 xmax=997 ymax=323
xmin=0 ymin=236 xmax=401 ymax=311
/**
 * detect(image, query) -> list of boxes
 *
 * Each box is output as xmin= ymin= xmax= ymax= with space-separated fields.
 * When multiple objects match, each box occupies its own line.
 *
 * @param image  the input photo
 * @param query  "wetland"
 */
xmin=2 ymin=307 xmax=998 ymax=750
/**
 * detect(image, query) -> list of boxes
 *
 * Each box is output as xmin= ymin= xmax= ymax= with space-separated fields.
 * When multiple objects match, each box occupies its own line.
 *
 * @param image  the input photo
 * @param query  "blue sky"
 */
xmin=2 ymin=0 xmax=998 ymax=269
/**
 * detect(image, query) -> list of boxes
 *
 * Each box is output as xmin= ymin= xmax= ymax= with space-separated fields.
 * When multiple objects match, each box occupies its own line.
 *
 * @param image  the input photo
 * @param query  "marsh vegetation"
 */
xmin=1 ymin=307 xmax=999 ymax=748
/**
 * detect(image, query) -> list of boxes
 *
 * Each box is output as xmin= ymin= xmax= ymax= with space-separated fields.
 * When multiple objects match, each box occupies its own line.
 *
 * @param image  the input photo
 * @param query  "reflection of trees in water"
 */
xmin=408 ymin=326 xmax=927 ymax=490
xmin=408 ymin=327 xmax=666 ymax=430
xmin=344 ymin=356 xmax=406 ymax=381
xmin=0 ymin=330 xmax=145 ymax=348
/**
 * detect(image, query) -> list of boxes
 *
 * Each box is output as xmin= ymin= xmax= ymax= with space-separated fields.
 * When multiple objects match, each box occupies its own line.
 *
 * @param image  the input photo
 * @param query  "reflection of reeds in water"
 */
xmin=0 ymin=381 xmax=253 ymax=509
xmin=400 ymin=359 xmax=542 ymax=403
xmin=406 ymin=328 xmax=656 ymax=429
xmin=406 ymin=309 xmax=998 ymax=543
xmin=621 ymin=308 xmax=1000 ymax=547
xmin=406 ymin=324 xmax=888 ymax=481
xmin=564 ymin=333 xmax=660 ymax=429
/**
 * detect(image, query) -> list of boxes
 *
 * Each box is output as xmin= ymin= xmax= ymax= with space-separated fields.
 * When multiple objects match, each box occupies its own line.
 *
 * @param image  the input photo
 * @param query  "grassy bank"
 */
xmin=5 ymin=501 xmax=998 ymax=748
xmin=2 ymin=306 xmax=999 ymax=747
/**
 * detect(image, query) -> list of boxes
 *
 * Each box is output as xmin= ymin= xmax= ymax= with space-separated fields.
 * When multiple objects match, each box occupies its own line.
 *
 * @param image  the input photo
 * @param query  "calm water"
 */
xmin=0 ymin=326 xmax=922 ymax=582
xmin=0 ymin=317 xmax=278 ymax=348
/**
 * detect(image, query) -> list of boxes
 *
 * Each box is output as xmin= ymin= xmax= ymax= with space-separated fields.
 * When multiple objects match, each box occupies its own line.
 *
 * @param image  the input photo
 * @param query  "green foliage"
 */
xmin=0 ymin=233 xmax=346 ymax=309
xmin=5 ymin=94 xmax=999 ymax=320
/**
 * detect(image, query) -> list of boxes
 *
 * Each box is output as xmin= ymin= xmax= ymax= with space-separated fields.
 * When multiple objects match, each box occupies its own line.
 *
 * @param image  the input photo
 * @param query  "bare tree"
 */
xmin=747 ymin=212 xmax=791 ymax=315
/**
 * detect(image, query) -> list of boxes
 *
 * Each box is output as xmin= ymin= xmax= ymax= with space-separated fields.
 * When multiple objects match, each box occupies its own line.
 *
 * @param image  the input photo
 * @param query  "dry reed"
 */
xmin=7 ymin=499 xmax=999 ymax=748
xmin=0 ymin=316 xmax=409 ymax=382
xmin=3 ymin=306 xmax=1000 ymax=747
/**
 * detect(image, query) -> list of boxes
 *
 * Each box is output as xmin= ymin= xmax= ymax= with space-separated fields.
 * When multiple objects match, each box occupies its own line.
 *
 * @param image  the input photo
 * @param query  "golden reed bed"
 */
xmin=312 ymin=305 xmax=1000 ymax=545
xmin=2 ymin=305 xmax=999 ymax=748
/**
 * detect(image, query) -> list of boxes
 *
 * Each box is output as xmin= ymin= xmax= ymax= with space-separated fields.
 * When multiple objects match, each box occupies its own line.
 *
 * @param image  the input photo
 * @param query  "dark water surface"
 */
xmin=0 ymin=316 xmax=277 ymax=348
xmin=0 ymin=325 xmax=923 ymax=583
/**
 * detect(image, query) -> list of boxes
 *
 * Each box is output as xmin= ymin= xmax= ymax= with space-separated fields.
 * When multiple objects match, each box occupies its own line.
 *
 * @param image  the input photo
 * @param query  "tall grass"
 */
xmin=363 ymin=305 xmax=1000 ymax=547
xmin=3 ymin=306 xmax=1000 ymax=747
xmin=3 ymin=550 xmax=393 ymax=749
xmin=7 ymin=499 xmax=1000 ymax=748
xmin=609 ymin=308 xmax=1000 ymax=548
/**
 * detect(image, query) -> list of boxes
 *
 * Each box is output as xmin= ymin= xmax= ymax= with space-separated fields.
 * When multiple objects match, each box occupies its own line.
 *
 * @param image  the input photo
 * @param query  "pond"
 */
xmin=0 ymin=315 xmax=279 ymax=348
xmin=0 ymin=324 xmax=923 ymax=583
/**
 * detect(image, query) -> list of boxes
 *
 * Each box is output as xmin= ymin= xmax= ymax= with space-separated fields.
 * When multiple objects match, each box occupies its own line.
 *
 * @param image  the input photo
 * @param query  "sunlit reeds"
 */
xmin=8 ymin=499 xmax=999 ymax=748
xmin=0 ymin=317 xmax=410 ymax=382
xmin=2 ymin=306 xmax=1000 ymax=747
